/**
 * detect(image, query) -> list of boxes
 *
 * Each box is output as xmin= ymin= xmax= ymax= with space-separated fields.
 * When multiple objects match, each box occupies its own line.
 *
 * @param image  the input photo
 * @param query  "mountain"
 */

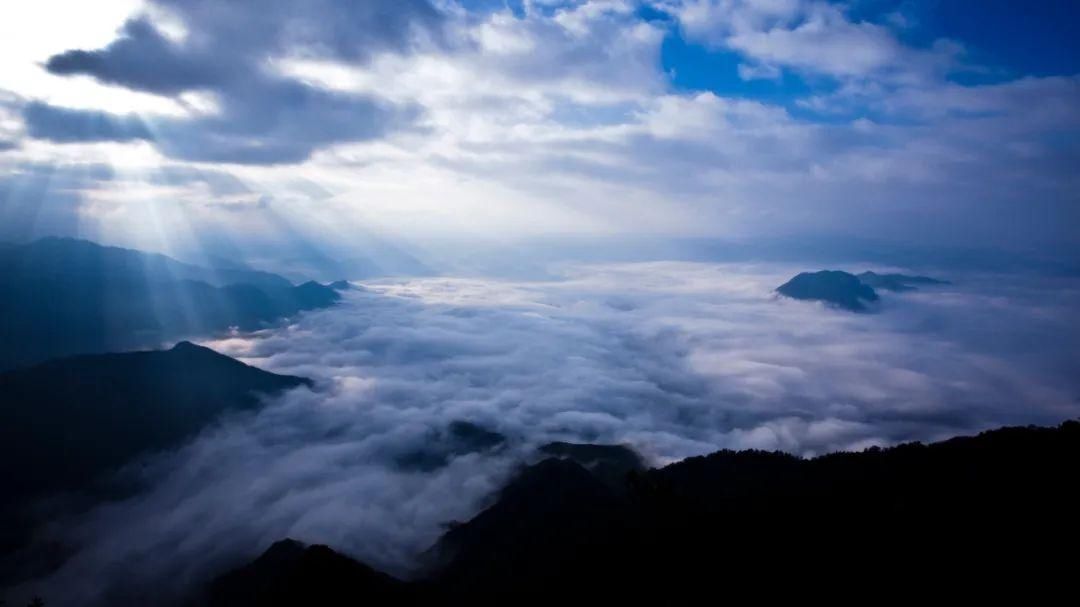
xmin=537 ymin=441 xmax=645 ymax=489
xmin=856 ymin=271 xmax=950 ymax=292
xmin=0 ymin=342 xmax=308 ymax=537
xmin=426 ymin=456 xmax=636 ymax=595
xmin=205 ymin=420 xmax=1080 ymax=603
xmin=396 ymin=421 xmax=506 ymax=472
xmin=0 ymin=238 xmax=341 ymax=370
xmin=1 ymin=237 xmax=294 ymax=290
xmin=436 ymin=420 xmax=1080 ymax=598
xmin=0 ymin=342 xmax=310 ymax=589
xmin=206 ymin=539 xmax=412 ymax=607
xmin=776 ymin=269 xmax=880 ymax=311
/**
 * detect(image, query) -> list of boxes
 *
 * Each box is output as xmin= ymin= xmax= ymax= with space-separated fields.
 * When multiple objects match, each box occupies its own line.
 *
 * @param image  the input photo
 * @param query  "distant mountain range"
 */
xmin=201 ymin=420 xmax=1080 ymax=603
xmin=0 ymin=342 xmax=309 ymax=583
xmin=777 ymin=269 xmax=948 ymax=311
xmin=0 ymin=238 xmax=342 ymax=370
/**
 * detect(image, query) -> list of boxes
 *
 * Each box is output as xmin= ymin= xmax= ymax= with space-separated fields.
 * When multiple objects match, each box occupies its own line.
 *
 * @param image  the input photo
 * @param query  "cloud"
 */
xmin=0 ymin=95 xmax=20 ymax=149
xmin=21 ymin=88 xmax=415 ymax=165
xmin=44 ymin=0 xmax=445 ymax=90
xmin=23 ymin=102 xmax=152 ymax=143
xmin=44 ymin=18 xmax=231 ymax=96
xmin=23 ymin=0 xmax=444 ymax=164
xmin=669 ymin=0 xmax=957 ymax=81
xmin=3 ymin=0 xmax=1079 ymax=254
xmin=17 ymin=262 xmax=1080 ymax=604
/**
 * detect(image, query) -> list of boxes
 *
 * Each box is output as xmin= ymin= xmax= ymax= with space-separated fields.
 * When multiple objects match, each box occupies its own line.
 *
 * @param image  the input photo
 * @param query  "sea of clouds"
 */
xmin=20 ymin=262 xmax=1080 ymax=604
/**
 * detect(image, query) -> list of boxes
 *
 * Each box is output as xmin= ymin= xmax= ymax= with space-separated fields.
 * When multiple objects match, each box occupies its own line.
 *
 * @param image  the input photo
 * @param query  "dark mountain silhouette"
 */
xmin=0 ymin=342 xmax=309 ymax=509
xmin=396 ymin=421 xmax=506 ymax=472
xmin=776 ymin=269 xmax=951 ymax=312
xmin=426 ymin=456 xmax=636 ymax=595
xmin=0 ymin=342 xmax=310 ymax=583
xmin=205 ymin=420 xmax=1080 ymax=603
xmin=206 ymin=539 xmax=413 ymax=607
xmin=776 ymin=269 xmax=880 ymax=311
xmin=857 ymin=271 xmax=950 ymax=291
xmin=0 ymin=238 xmax=341 ymax=371
xmin=1 ymin=237 xmax=293 ymax=290
xmin=537 ymin=441 xmax=645 ymax=489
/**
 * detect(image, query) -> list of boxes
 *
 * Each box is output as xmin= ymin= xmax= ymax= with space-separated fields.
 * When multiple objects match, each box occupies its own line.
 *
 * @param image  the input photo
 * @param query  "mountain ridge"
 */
xmin=776 ymin=269 xmax=880 ymax=311
xmin=200 ymin=419 xmax=1080 ymax=603
xmin=0 ymin=341 xmax=311 ymax=585
xmin=0 ymin=341 xmax=310 ymax=506
xmin=0 ymin=238 xmax=342 ymax=370
xmin=776 ymin=268 xmax=949 ymax=310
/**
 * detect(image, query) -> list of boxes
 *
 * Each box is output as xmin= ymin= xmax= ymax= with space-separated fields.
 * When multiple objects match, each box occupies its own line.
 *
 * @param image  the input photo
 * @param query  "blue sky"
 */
xmin=857 ymin=0 xmax=1080 ymax=77
xmin=661 ymin=0 xmax=1080 ymax=103
xmin=0 ymin=0 xmax=1077 ymax=264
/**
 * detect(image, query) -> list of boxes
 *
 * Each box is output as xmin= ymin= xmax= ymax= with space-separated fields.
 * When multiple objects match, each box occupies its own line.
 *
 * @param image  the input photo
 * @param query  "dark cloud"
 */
xmin=29 ymin=0 xmax=444 ymax=164
xmin=45 ymin=18 xmax=230 ymax=95
xmin=24 ymin=102 xmax=153 ymax=143
xmin=16 ymin=262 xmax=1080 ymax=605
xmin=46 ymin=0 xmax=444 ymax=89
xmin=22 ymin=87 xmax=415 ymax=164
xmin=162 ymin=81 xmax=413 ymax=164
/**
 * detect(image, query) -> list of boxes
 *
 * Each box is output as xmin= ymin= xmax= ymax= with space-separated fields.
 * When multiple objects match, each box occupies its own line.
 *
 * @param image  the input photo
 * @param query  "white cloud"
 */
xmin=668 ymin=0 xmax=957 ymax=81
xmin=18 ymin=262 xmax=1080 ymax=604
xmin=738 ymin=61 xmax=782 ymax=81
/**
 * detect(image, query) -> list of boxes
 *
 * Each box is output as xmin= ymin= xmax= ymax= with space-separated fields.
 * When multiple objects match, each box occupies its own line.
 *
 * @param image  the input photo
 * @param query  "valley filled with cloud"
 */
xmin=24 ymin=262 xmax=1080 ymax=603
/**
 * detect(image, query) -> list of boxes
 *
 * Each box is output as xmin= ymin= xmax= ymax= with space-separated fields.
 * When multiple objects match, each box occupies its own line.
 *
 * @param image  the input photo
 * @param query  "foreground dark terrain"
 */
xmin=0 ymin=342 xmax=311 ymax=512
xmin=203 ymin=420 xmax=1080 ymax=605
xmin=5 ymin=338 xmax=1076 ymax=606
xmin=0 ymin=343 xmax=311 ymax=586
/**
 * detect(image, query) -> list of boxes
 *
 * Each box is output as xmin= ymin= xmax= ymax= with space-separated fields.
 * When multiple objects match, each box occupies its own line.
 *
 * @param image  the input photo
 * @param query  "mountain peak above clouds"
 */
xmin=776 ymin=270 xmax=880 ymax=311
xmin=777 ymin=269 xmax=950 ymax=311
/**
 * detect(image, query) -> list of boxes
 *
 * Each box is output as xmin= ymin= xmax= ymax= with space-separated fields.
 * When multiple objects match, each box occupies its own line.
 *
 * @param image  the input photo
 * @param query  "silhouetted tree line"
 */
xmin=204 ymin=420 xmax=1080 ymax=605
xmin=10 ymin=422 xmax=1076 ymax=604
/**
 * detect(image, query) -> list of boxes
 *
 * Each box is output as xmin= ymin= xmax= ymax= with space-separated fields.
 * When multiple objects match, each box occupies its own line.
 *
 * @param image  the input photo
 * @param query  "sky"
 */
xmin=1 ymin=0 xmax=1078 ymax=268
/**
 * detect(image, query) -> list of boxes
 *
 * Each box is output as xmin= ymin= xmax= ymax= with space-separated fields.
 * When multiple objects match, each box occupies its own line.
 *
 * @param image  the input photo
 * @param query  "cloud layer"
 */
xmin=19 ymin=262 xmax=1080 ymax=604
xmin=1 ymin=0 xmax=1077 ymax=257
xmin=24 ymin=0 xmax=441 ymax=163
